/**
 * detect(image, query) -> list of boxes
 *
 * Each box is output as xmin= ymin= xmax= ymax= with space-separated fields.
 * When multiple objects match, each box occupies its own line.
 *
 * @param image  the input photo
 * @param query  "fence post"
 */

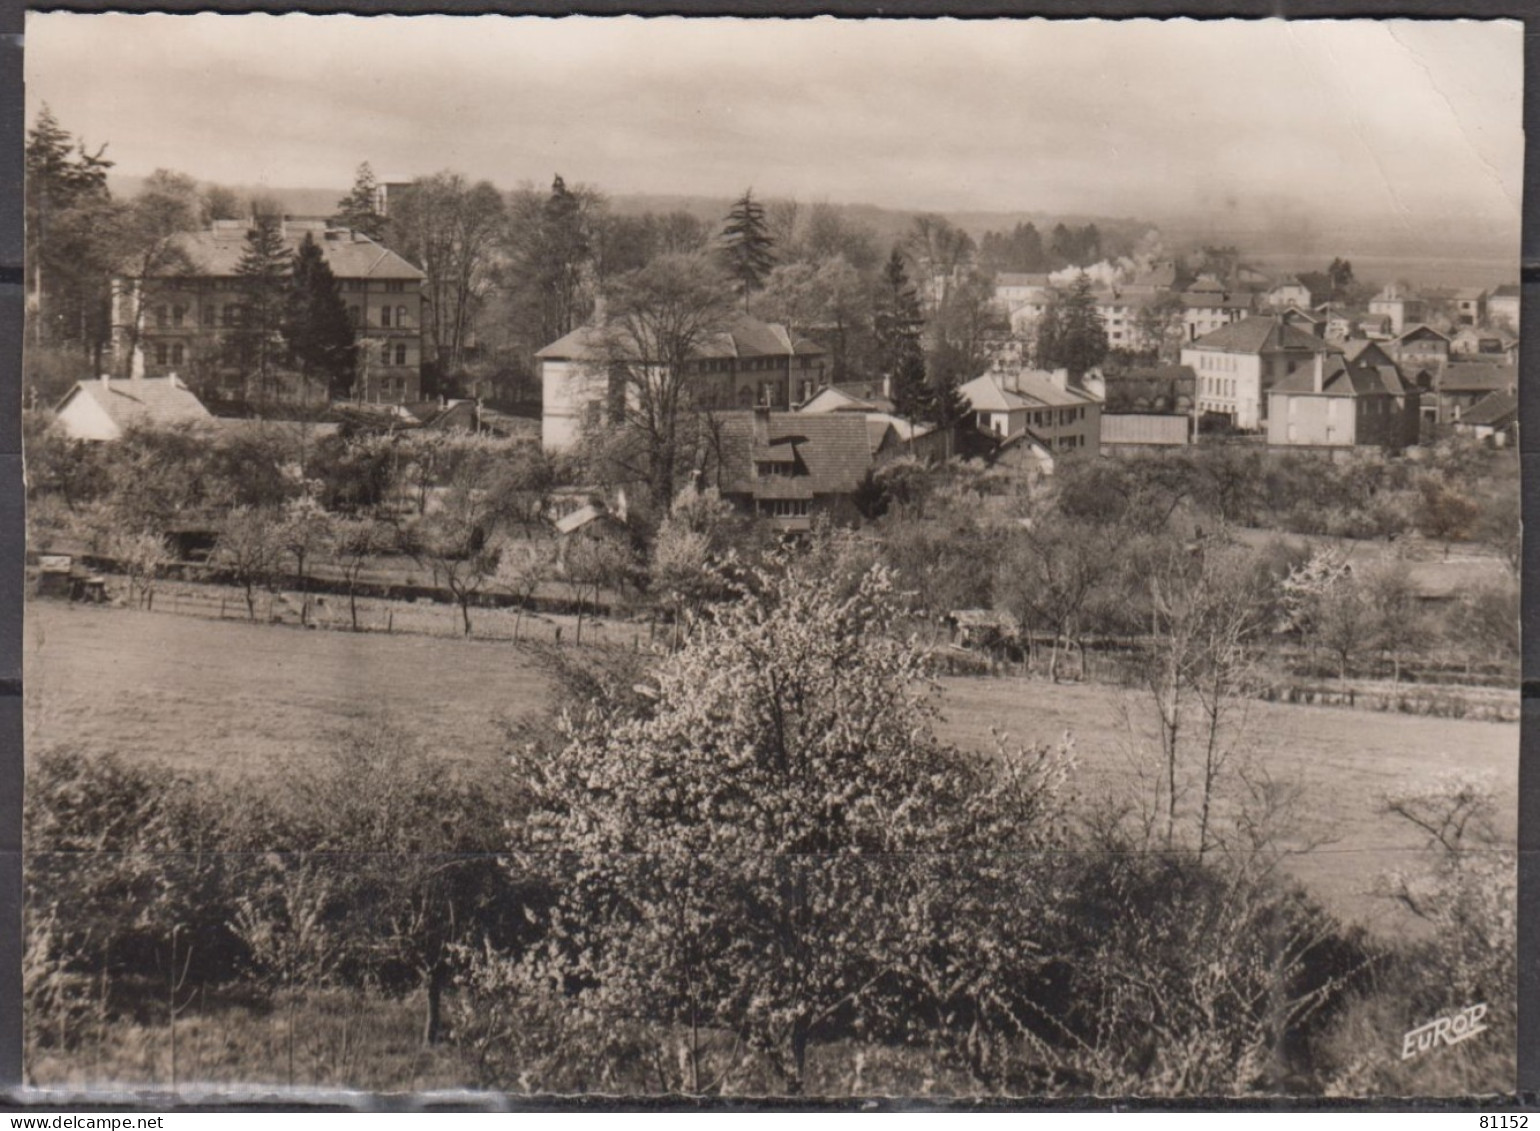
xmin=219 ymin=598 xmax=225 ymax=620
xmin=387 ymin=609 xmax=394 ymax=634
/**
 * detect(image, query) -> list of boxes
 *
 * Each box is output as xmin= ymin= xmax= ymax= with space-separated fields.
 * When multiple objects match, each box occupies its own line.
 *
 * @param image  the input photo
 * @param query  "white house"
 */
xmin=53 ymin=374 xmax=214 ymax=442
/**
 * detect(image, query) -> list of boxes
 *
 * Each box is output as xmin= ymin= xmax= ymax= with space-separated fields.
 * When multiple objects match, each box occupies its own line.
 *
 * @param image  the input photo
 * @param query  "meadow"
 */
xmin=25 ymin=599 xmax=1517 ymax=938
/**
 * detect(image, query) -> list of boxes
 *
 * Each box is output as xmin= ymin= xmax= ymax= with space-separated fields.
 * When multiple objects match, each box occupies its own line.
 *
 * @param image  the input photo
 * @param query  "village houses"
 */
xmin=1265 ymin=349 xmax=1421 ymax=450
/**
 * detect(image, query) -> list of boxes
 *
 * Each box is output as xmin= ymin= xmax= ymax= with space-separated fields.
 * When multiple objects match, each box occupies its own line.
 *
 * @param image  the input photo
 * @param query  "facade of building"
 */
xmin=957 ymin=368 xmax=1102 ymax=458
xmin=1266 ymin=278 xmax=1318 ymax=310
xmin=1368 ymin=284 xmax=1426 ymax=335
xmin=1390 ymin=324 xmax=1451 ymax=374
xmin=54 ymin=374 xmax=214 ymax=442
xmin=110 ymin=220 xmax=427 ymax=404
xmin=536 ymin=314 xmax=829 ymax=451
xmin=1179 ymin=315 xmax=1340 ymax=431
xmin=1433 ymin=361 xmax=1518 ymax=425
xmin=1317 ymin=306 xmax=1394 ymax=342
xmin=1101 ymin=412 xmax=1192 ymax=450
xmin=1265 ymin=352 xmax=1420 ymax=450
xmin=1180 ymin=291 xmax=1252 ymax=343
xmin=1452 ymin=288 xmax=1487 ymax=327
xmin=1486 ymin=284 xmax=1521 ymax=335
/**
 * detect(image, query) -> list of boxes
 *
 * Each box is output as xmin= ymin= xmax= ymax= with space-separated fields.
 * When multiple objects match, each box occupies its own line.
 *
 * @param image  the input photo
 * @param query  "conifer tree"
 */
xmin=25 ymin=105 xmax=114 ymax=349
xmin=332 ymin=162 xmax=387 ymax=242
xmin=874 ymin=249 xmax=931 ymax=421
xmin=228 ymin=217 xmax=292 ymax=403
xmin=719 ymin=189 xmax=775 ymax=308
xmin=1035 ymin=272 xmax=1106 ymax=377
xmin=285 ymin=233 xmax=358 ymax=400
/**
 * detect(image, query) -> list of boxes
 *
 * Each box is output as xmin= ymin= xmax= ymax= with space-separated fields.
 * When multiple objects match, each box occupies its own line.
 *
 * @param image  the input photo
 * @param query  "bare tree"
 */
xmin=597 ymin=253 xmax=736 ymax=508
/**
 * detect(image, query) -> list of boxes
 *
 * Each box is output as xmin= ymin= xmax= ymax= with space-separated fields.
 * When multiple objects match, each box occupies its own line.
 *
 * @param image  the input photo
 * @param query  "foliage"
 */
xmin=391 ymin=172 xmax=506 ymax=374
xmin=226 ymin=216 xmax=294 ymax=402
xmin=1034 ymin=273 xmax=1107 ymax=376
xmin=284 ymin=233 xmax=357 ymax=400
xmin=330 ymin=162 xmax=387 ymax=242
xmin=596 ymin=252 xmax=737 ymax=508
xmin=719 ymin=189 xmax=776 ymax=306
xmin=874 ymin=249 xmax=931 ymax=421
xmin=503 ymin=548 xmax=1071 ymax=1093
xmin=212 ymin=506 xmax=284 ymax=619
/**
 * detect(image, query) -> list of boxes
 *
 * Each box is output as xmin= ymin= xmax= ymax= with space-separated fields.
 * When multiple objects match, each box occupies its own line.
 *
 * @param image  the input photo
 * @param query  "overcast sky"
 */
xmin=25 ymin=14 xmax=1522 ymax=239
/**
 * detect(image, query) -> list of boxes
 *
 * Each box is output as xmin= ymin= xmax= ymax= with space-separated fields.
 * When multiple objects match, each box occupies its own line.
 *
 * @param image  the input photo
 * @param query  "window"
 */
xmin=385 ymin=281 xmax=407 ymax=293
xmin=394 ymin=342 xmax=408 ymax=366
xmin=202 ymin=306 xmax=215 ymax=327
xmin=154 ymin=342 xmax=169 ymax=366
xmin=155 ymin=305 xmax=169 ymax=329
xmin=170 ymin=343 xmax=185 ymax=367
xmin=759 ymin=498 xmax=809 ymax=519
xmin=397 ymin=305 xmax=409 ymax=327
xmin=381 ymin=343 xmax=392 ymax=366
xmin=380 ymin=305 xmax=392 ymax=328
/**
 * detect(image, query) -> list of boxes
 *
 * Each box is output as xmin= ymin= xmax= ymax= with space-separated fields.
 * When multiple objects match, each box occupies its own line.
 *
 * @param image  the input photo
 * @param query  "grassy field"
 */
xmin=25 ymin=599 xmax=1517 ymax=934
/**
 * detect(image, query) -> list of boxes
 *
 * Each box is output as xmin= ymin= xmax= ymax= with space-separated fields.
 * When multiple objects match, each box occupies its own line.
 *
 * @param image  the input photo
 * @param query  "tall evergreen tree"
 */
xmin=1036 ymin=273 xmax=1107 ymax=377
xmin=332 ymin=162 xmax=387 ymax=242
xmin=229 ymin=217 xmax=293 ymax=403
xmin=536 ymin=174 xmax=593 ymax=343
xmin=719 ymin=189 xmax=775 ymax=308
xmin=25 ymin=105 xmax=114 ymax=350
xmin=285 ymin=233 xmax=358 ymax=401
xmin=874 ymin=249 xmax=931 ymax=421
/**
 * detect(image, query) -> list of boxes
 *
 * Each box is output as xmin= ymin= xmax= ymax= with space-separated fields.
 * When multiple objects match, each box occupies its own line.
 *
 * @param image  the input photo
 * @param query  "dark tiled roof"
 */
xmin=1460 ymin=389 xmax=1518 ymax=426
xmin=714 ymin=411 xmax=875 ymax=498
xmin=1395 ymin=323 xmax=1450 ymax=343
xmin=536 ymin=314 xmax=819 ymax=363
xmin=1490 ymin=284 xmax=1521 ymax=298
xmin=148 ymin=225 xmax=424 ymax=281
xmin=1270 ymin=356 xmax=1399 ymax=397
xmin=1440 ymin=361 xmax=1518 ymax=393
xmin=1189 ymin=316 xmax=1337 ymax=355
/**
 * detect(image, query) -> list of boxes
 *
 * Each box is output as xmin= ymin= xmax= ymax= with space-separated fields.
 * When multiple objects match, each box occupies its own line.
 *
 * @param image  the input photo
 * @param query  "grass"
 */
xmin=933 ymin=676 xmax=1517 ymax=934
xmin=25 ymin=599 xmax=1518 ymax=935
xmin=25 ymin=600 xmax=555 ymax=780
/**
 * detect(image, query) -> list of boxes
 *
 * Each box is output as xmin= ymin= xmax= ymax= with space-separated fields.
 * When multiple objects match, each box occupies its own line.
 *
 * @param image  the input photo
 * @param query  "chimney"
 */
xmin=1313 ymin=351 xmax=1325 ymax=394
xmin=1050 ymin=367 xmax=1069 ymax=392
xmin=752 ymin=404 xmax=772 ymax=446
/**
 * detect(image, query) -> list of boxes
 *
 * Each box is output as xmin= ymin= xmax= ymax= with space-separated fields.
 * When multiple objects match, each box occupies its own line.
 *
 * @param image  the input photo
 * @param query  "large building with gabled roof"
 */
xmin=1179 ymin=314 xmax=1340 ymax=430
xmin=535 ymin=313 xmax=828 ymax=451
xmin=111 ymin=219 xmax=427 ymax=405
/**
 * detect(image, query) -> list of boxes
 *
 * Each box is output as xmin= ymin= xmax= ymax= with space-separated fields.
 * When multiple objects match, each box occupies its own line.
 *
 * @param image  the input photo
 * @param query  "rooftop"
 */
xmin=959 ymin=369 xmax=1098 ymax=413
xmin=536 ymin=313 xmax=825 ymax=363
xmin=1187 ymin=315 xmax=1339 ymax=355
xmin=1269 ymin=355 xmax=1401 ymax=398
xmin=142 ymin=223 xmax=425 ymax=281
xmin=713 ymin=411 xmax=876 ymax=498
xmin=1459 ymin=389 xmax=1519 ymax=427
xmin=56 ymin=375 xmax=214 ymax=432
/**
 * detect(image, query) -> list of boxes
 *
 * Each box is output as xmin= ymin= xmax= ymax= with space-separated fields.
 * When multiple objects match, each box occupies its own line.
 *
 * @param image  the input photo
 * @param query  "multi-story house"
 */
xmin=1266 ymin=351 xmax=1420 ymax=450
xmin=1266 ymin=277 xmax=1318 ymax=310
xmin=1390 ymin=324 xmax=1451 ymax=376
xmin=1317 ymin=305 xmax=1394 ymax=342
xmin=993 ymin=273 xmax=1052 ymax=311
xmin=1486 ymin=284 xmax=1520 ymax=335
xmin=536 ymin=313 xmax=829 ymax=451
xmin=111 ymin=219 xmax=426 ymax=404
xmin=958 ymin=368 xmax=1102 ymax=458
xmin=1452 ymin=287 xmax=1487 ymax=327
xmin=1368 ymin=283 xmax=1426 ymax=335
xmin=1179 ymin=315 xmax=1340 ymax=431
xmin=1180 ymin=288 xmax=1252 ymax=344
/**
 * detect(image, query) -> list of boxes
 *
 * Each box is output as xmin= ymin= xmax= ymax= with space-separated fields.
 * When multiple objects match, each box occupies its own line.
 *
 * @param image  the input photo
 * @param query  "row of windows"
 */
xmin=151 ymin=341 xmax=413 ymax=368
xmin=156 ymin=303 xmax=414 ymax=329
xmin=346 ymin=305 xmax=413 ymax=328
xmin=341 ymin=280 xmax=412 ymax=293
xmin=1196 ymin=352 xmax=1240 ymax=372
xmin=758 ymin=498 xmax=810 ymax=518
xmin=155 ymin=278 xmax=417 ymax=294
xmin=694 ymin=356 xmax=800 ymax=374
xmin=1203 ymin=376 xmax=1235 ymax=398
